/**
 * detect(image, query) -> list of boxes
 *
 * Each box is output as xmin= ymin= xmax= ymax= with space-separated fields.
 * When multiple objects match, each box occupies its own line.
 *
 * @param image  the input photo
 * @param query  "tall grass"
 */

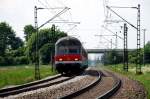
xmin=103 ymin=64 xmax=150 ymax=99
xmin=0 ymin=65 xmax=57 ymax=89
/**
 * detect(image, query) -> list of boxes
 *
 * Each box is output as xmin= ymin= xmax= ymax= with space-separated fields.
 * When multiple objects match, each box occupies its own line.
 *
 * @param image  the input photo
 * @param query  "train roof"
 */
xmin=55 ymin=36 xmax=81 ymax=46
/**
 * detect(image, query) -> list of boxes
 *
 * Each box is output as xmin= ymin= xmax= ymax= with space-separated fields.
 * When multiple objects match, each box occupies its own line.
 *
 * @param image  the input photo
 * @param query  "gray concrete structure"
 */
xmin=86 ymin=49 xmax=135 ymax=53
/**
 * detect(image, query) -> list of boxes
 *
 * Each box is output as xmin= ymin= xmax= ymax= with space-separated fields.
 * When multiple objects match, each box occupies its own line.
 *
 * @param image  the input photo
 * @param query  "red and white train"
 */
xmin=54 ymin=36 xmax=88 ymax=74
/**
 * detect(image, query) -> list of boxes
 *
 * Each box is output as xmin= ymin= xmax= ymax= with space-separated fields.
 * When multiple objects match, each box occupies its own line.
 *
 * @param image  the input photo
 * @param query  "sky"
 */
xmin=0 ymin=0 xmax=150 ymax=49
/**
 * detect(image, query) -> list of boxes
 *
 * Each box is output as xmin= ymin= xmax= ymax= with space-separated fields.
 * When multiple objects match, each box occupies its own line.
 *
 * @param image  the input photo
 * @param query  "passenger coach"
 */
xmin=54 ymin=36 xmax=88 ymax=74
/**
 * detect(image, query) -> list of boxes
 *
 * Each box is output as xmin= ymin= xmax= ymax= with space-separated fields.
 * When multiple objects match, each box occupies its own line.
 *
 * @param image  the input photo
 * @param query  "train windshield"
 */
xmin=68 ymin=48 xmax=80 ymax=54
xmin=57 ymin=46 xmax=80 ymax=55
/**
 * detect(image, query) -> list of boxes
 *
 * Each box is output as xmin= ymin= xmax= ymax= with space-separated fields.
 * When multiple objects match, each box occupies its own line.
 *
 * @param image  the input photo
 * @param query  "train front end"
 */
xmin=54 ymin=36 xmax=88 ymax=74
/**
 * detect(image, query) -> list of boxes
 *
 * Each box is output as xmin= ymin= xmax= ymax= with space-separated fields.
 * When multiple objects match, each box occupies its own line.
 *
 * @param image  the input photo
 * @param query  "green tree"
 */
xmin=0 ymin=22 xmax=13 ymax=56
xmin=128 ymin=51 xmax=137 ymax=63
xmin=26 ymin=25 xmax=67 ymax=64
xmin=24 ymin=25 xmax=36 ymax=41
xmin=128 ymin=48 xmax=143 ymax=64
xmin=101 ymin=50 xmax=123 ymax=65
xmin=0 ymin=22 xmax=26 ymax=66
xmin=144 ymin=41 xmax=150 ymax=63
xmin=0 ymin=22 xmax=23 ymax=56
xmin=10 ymin=37 xmax=24 ymax=50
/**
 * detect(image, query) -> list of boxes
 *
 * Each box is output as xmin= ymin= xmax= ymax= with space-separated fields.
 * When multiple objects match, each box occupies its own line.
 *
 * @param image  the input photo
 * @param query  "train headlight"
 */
xmin=74 ymin=58 xmax=78 ymax=61
xmin=59 ymin=58 xmax=63 ymax=61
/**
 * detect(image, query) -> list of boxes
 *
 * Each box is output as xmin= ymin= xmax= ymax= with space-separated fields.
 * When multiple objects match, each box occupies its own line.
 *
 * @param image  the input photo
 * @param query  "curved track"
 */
xmin=0 ymin=74 xmax=74 ymax=97
xmin=97 ymin=70 xmax=121 ymax=99
xmin=60 ymin=70 xmax=121 ymax=99
xmin=60 ymin=70 xmax=102 ymax=99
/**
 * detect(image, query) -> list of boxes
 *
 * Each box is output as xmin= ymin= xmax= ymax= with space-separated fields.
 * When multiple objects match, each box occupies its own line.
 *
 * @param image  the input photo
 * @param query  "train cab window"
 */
xmin=68 ymin=49 xmax=79 ymax=54
xmin=57 ymin=46 xmax=80 ymax=55
xmin=57 ymin=47 xmax=68 ymax=55
xmin=68 ymin=46 xmax=80 ymax=54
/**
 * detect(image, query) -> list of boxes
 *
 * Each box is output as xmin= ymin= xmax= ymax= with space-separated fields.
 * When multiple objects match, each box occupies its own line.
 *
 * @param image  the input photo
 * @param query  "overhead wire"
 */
xmin=56 ymin=0 xmax=66 ymax=7
xmin=38 ymin=7 xmax=70 ymax=29
xmin=37 ymin=0 xmax=70 ymax=31
xmin=37 ymin=0 xmax=48 ymax=8
xmin=101 ymin=0 xmax=127 ymax=49
xmin=37 ymin=0 xmax=66 ymax=20
xmin=99 ymin=0 xmax=111 ymax=49
xmin=46 ymin=0 xmax=77 ymax=34
xmin=56 ymin=0 xmax=80 ymax=35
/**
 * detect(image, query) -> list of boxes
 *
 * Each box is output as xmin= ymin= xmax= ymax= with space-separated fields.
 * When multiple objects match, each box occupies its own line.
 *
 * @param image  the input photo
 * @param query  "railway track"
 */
xmin=0 ymin=68 xmax=121 ymax=99
xmin=60 ymin=70 xmax=102 ymax=98
xmin=60 ymin=70 xmax=121 ymax=99
xmin=0 ymin=74 xmax=75 ymax=97
xmin=97 ymin=70 xmax=121 ymax=99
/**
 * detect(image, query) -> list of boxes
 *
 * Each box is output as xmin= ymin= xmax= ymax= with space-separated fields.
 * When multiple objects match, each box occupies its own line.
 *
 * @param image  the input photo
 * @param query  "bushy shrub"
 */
xmin=145 ymin=53 xmax=150 ymax=63
xmin=0 ymin=56 xmax=28 ymax=66
xmin=14 ymin=56 xmax=28 ymax=65
xmin=4 ymin=56 xmax=15 ymax=65
xmin=0 ymin=56 xmax=5 ymax=66
xmin=101 ymin=50 xmax=123 ymax=65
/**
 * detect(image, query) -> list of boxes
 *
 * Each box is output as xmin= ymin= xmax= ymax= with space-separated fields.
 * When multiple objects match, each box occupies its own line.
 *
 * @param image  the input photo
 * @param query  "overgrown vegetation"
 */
xmin=0 ymin=65 xmax=57 ymax=88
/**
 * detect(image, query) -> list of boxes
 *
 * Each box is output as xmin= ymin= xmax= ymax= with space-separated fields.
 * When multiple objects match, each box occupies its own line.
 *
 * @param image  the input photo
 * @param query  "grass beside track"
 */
xmin=102 ymin=64 xmax=150 ymax=99
xmin=0 ymin=65 xmax=57 ymax=89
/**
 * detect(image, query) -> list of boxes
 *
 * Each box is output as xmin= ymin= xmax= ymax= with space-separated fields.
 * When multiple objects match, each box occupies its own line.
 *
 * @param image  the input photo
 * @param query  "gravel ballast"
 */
xmin=107 ymin=70 xmax=147 ymax=99
xmin=2 ymin=70 xmax=98 ymax=99
xmin=1 ymin=67 xmax=147 ymax=99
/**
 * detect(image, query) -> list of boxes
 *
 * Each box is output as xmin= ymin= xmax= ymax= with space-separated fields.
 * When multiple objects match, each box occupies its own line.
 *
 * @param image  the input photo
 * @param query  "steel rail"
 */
xmin=97 ymin=71 xmax=121 ymax=99
xmin=0 ymin=74 xmax=75 ymax=97
xmin=0 ymin=74 xmax=61 ymax=93
xmin=59 ymin=70 xmax=102 ymax=99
